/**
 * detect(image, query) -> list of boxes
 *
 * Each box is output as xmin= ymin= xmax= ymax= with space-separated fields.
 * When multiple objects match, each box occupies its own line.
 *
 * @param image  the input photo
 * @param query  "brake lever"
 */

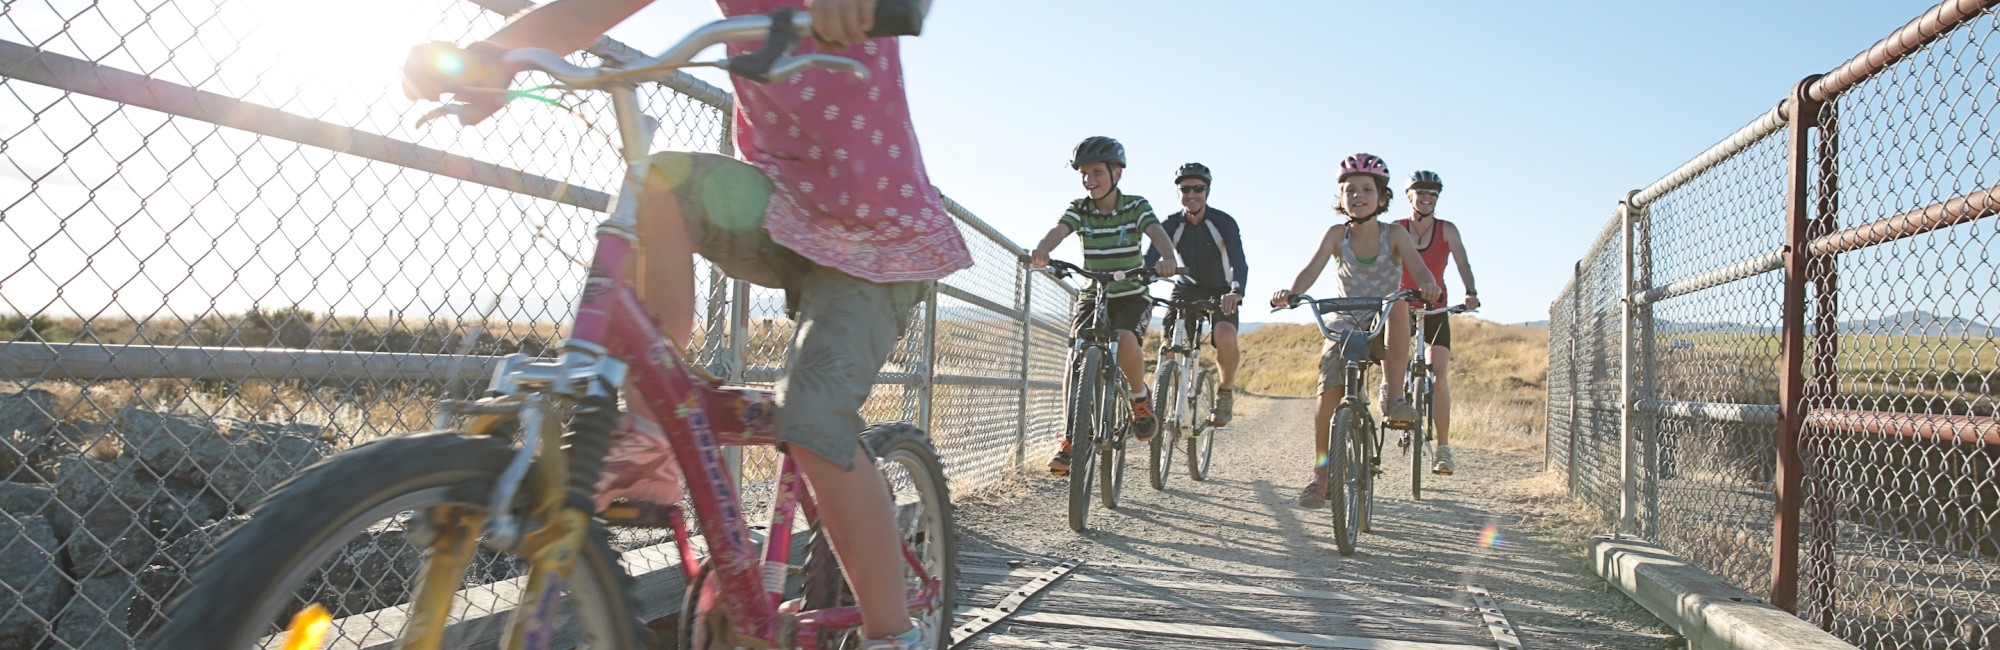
xmin=765 ymin=53 xmax=871 ymax=82
xmin=414 ymin=104 xmax=461 ymax=129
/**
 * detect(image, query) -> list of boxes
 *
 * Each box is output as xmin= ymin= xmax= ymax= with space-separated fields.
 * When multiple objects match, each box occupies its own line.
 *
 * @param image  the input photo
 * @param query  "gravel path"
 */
xmin=949 ymin=395 xmax=1677 ymax=649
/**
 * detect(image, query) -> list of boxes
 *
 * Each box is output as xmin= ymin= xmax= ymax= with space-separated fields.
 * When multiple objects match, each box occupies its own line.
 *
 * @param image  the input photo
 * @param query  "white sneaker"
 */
xmin=857 ymin=620 xmax=933 ymax=649
xmin=1432 ymin=445 xmax=1456 ymax=476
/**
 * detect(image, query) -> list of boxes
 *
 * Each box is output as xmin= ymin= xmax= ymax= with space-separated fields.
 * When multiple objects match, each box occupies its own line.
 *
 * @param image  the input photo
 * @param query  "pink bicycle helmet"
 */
xmin=1339 ymin=153 xmax=1390 ymax=182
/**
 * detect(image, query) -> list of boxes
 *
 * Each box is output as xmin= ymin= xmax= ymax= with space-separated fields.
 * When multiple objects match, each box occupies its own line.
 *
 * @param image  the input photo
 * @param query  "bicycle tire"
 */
xmin=1188 ymin=369 xmax=1215 ymax=481
xmin=1412 ymin=373 xmax=1430 ymax=500
xmin=1098 ymin=373 xmax=1127 ymax=510
xmin=1068 ymin=347 xmax=1103 ymax=533
xmin=1331 ymin=406 xmax=1366 ymax=556
xmin=149 ymin=432 xmax=647 ymax=649
xmin=797 ymin=423 xmax=958 ymax=650
xmin=1358 ymin=414 xmax=1376 ymax=534
xmin=1149 ymin=359 xmax=1179 ymax=491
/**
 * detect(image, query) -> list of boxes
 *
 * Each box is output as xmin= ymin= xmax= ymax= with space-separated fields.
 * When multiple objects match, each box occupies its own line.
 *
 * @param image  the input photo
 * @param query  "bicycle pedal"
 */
xmin=598 ymin=500 xmax=677 ymax=528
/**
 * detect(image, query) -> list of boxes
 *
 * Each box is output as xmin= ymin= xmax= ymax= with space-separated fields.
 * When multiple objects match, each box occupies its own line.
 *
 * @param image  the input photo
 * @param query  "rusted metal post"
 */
xmin=1772 ymin=77 xmax=1824 ymax=612
xmin=1804 ymin=95 xmax=1842 ymax=628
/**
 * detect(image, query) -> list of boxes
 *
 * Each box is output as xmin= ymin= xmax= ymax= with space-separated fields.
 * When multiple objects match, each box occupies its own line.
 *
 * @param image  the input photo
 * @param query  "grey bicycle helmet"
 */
xmin=1070 ymin=136 xmax=1126 ymax=169
xmin=1407 ymin=170 xmax=1443 ymax=192
xmin=1174 ymin=162 xmax=1212 ymax=184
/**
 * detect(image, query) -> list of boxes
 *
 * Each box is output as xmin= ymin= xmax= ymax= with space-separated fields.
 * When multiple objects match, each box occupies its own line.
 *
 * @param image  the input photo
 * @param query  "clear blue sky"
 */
xmin=603 ymin=0 xmax=1940 ymax=325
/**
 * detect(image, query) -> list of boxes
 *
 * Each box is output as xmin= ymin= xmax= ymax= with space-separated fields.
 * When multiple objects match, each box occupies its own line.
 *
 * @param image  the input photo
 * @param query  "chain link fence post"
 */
xmin=1771 ymin=74 xmax=1826 ymax=613
xmin=1620 ymin=197 xmax=1639 ymax=536
xmin=1568 ymin=262 xmax=1582 ymax=497
xmin=1629 ymin=190 xmax=1660 ymax=540
xmin=1015 ymin=263 xmax=1033 ymax=465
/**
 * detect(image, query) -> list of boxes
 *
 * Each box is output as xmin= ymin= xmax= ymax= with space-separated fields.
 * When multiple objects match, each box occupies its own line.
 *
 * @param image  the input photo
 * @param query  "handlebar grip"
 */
xmin=865 ymin=0 xmax=928 ymax=38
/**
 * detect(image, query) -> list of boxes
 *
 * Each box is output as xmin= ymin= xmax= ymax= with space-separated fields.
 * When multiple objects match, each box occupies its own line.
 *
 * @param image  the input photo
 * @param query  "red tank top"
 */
xmin=1395 ymin=218 xmax=1453 ymax=307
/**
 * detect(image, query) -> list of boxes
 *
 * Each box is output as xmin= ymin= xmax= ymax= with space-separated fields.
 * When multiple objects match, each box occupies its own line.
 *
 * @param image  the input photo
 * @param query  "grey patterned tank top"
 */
xmin=1329 ymin=223 xmax=1399 ymax=329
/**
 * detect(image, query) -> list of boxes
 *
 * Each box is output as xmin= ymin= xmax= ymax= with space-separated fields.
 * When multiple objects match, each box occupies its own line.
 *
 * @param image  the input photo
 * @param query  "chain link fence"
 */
xmin=0 ymin=0 xmax=1073 ymax=646
xmin=1544 ymin=1 xmax=2000 ymax=647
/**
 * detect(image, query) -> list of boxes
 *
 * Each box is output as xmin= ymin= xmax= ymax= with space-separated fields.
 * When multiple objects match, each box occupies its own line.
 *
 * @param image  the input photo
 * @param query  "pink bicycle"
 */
xmin=149 ymin=4 xmax=954 ymax=649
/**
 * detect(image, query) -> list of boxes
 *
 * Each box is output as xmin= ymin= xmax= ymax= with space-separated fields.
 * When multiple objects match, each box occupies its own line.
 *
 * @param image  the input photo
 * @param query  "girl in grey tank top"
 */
xmin=1328 ymin=223 xmax=1401 ymax=330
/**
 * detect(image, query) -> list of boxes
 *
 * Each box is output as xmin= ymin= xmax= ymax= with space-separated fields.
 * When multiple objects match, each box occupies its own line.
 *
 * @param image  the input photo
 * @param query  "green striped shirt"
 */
xmin=1059 ymin=193 xmax=1159 ymax=298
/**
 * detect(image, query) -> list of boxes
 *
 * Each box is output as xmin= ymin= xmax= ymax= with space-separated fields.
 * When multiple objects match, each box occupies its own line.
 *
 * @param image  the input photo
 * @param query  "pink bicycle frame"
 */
xmin=553 ymin=86 xmax=939 ymax=648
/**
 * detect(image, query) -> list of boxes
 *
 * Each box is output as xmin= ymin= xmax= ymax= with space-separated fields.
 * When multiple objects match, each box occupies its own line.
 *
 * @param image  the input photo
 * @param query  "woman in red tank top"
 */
xmin=1393 ymin=170 xmax=1480 ymax=476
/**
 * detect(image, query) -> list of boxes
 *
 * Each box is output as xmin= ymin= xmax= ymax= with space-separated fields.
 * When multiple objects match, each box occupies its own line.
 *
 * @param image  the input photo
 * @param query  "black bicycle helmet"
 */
xmin=1070 ymin=136 xmax=1126 ymax=169
xmin=1174 ymin=162 xmax=1212 ymax=184
xmin=1407 ymin=170 xmax=1443 ymax=192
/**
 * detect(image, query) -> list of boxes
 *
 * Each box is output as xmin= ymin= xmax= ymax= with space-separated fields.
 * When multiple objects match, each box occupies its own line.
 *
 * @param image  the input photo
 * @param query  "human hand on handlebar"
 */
xmin=1464 ymin=294 xmax=1481 ymax=311
xmin=1418 ymin=282 xmax=1442 ymax=305
xmin=1269 ymin=289 xmax=1294 ymax=309
xmin=1154 ymin=258 xmax=1177 ymax=278
xmin=402 ymin=41 xmax=514 ymax=125
xmin=807 ymin=0 xmax=880 ymax=46
xmin=1029 ymin=249 xmax=1051 ymax=268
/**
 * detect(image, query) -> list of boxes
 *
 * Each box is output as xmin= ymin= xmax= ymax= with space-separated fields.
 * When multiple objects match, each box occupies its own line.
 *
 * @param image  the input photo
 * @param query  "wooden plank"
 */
xmin=1010 ymin=612 xmax=1493 ymax=650
xmin=950 ymin=558 xmax=1083 ymax=648
xmin=959 ymin=567 xmax=1462 ymax=611
xmin=1464 ymin=584 xmax=1522 ymax=650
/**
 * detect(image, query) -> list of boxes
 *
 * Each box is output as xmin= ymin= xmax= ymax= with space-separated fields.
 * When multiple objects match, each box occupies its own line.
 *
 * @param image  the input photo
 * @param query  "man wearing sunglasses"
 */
xmin=1146 ymin=162 xmax=1247 ymax=426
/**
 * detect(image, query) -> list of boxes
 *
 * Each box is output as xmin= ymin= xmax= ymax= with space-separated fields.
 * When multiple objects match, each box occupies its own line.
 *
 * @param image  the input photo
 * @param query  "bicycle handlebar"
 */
xmin=1411 ymin=304 xmax=1474 ymax=317
xmin=415 ymin=0 xmax=925 ymax=124
xmin=1023 ymin=257 xmax=1165 ymax=285
xmin=1270 ymin=289 xmax=1422 ymax=342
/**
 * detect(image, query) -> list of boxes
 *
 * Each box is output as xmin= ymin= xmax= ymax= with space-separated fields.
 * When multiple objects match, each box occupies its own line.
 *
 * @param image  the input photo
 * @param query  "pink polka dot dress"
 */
xmin=717 ymin=0 xmax=973 ymax=283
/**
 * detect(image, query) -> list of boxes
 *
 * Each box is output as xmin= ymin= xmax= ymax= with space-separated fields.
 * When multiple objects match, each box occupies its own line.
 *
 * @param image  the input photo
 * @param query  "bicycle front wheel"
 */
xmin=150 ymin=432 xmax=647 ymax=649
xmin=1412 ymin=372 xmax=1431 ymax=501
xmin=1149 ymin=359 xmax=1180 ymax=491
xmin=1188 ymin=369 xmax=1216 ymax=481
xmin=1099 ymin=375 xmax=1128 ymax=510
xmin=1068 ymin=347 xmax=1103 ymax=533
xmin=1328 ymin=406 xmax=1365 ymax=556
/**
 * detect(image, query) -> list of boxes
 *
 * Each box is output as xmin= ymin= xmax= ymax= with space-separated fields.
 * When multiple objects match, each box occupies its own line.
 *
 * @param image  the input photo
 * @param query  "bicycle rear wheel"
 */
xmin=1068 ymin=348 xmax=1103 ymax=533
xmin=1149 ymin=359 xmax=1179 ymax=491
xmin=150 ymin=432 xmax=647 ymax=649
xmin=799 ymin=423 xmax=958 ymax=649
xmin=1328 ymin=406 xmax=1364 ymax=556
xmin=1187 ymin=369 xmax=1215 ymax=481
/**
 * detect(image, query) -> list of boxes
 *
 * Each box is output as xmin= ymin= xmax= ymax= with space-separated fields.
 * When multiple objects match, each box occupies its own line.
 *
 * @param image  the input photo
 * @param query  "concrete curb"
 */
xmin=1590 ymin=536 xmax=1857 ymax=650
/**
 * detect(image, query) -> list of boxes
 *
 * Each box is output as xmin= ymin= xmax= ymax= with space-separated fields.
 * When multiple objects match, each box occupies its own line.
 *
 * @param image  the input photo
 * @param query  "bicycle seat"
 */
xmin=1327 ymin=330 xmax=1381 ymax=362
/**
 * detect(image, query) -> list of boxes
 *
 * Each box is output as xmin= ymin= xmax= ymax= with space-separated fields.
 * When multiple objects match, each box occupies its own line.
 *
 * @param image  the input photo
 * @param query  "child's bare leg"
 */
xmin=635 ymin=161 xmax=703 ymax=346
xmin=795 ymin=446 xmax=914 ymax=638
xmin=1314 ymin=387 xmax=1343 ymax=468
xmin=1382 ymin=303 xmax=1411 ymax=410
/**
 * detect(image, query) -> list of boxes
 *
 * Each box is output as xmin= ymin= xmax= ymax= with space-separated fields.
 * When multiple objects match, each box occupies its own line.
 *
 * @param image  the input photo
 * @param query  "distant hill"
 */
xmin=1843 ymin=310 xmax=1991 ymax=337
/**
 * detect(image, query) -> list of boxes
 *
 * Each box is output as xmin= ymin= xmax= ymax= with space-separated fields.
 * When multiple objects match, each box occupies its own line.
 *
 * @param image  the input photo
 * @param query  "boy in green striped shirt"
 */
xmin=1029 ymin=136 xmax=1179 ymax=476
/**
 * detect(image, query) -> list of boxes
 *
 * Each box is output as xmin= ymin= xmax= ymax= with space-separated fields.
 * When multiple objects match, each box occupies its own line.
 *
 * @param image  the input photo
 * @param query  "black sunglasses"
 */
xmin=1178 ymin=184 xmax=1208 ymax=194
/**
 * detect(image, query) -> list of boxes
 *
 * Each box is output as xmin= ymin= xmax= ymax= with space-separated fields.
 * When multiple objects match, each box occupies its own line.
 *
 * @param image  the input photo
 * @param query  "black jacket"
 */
xmin=1146 ymin=207 xmax=1248 ymax=294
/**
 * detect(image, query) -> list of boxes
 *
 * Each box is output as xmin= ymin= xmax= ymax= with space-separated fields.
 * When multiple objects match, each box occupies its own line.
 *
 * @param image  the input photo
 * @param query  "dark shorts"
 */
xmin=1071 ymin=293 xmax=1151 ymax=340
xmin=1418 ymin=312 xmax=1453 ymax=349
xmin=1159 ymin=288 xmax=1237 ymax=346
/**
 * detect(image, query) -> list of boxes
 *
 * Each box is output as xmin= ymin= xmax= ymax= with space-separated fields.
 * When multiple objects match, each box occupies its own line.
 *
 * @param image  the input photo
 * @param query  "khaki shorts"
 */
xmin=1315 ymin=322 xmax=1386 ymax=394
xmin=652 ymin=151 xmax=930 ymax=471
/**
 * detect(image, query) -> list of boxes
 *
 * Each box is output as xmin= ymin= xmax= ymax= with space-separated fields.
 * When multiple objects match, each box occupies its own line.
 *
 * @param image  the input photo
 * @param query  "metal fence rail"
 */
xmin=1544 ymin=1 xmax=2000 ymax=647
xmin=0 ymin=1 xmax=1073 ymax=647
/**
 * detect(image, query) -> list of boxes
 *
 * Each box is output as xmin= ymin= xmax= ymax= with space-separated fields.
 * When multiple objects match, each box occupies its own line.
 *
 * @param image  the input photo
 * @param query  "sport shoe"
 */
xmin=1130 ymin=394 xmax=1157 ymax=441
xmin=1382 ymin=400 xmax=1419 ymax=429
xmin=857 ymin=619 xmax=932 ymax=649
xmin=1211 ymin=388 xmax=1234 ymax=427
xmin=1432 ymin=445 xmax=1456 ymax=476
xmin=1296 ymin=473 xmax=1329 ymax=509
xmin=1049 ymin=439 xmax=1073 ymax=476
